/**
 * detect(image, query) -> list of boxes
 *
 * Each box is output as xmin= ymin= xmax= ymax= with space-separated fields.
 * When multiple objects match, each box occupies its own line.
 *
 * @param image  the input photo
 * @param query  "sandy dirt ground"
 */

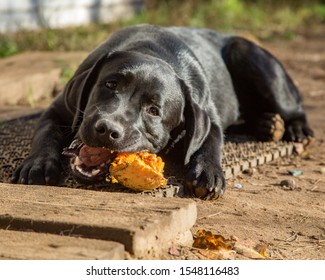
xmin=0 ymin=30 xmax=324 ymax=260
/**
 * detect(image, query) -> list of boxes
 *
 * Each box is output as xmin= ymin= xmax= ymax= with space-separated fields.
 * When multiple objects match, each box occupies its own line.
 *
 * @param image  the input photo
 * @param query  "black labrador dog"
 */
xmin=12 ymin=24 xmax=313 ymax=198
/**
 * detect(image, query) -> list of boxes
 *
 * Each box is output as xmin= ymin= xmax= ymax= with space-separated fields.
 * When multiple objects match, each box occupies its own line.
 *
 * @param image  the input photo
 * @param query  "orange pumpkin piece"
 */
xmin=108 ymin=152 xmax=167 ymax=191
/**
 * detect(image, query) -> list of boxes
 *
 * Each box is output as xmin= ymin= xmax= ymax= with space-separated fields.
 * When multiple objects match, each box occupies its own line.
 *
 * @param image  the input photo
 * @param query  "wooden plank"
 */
xmin=0 ymin=183 xmax=197 ymax=257
xmin=0 ymin=229 xmax=124 ymax=260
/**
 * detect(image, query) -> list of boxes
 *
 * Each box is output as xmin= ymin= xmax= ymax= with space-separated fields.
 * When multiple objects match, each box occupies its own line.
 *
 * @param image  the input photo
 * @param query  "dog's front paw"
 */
xmin=184 ymin=156 xmax=226 ymax=199
xmin=11 ymin=154 xmax=63 ymax=185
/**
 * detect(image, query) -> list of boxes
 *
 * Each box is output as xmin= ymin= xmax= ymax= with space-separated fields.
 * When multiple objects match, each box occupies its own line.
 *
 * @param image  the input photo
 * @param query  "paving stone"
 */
xmin=0 ymin=183 xmax=197 ymax=258
xmin=0 ymin=229 xmax=125 ymax=260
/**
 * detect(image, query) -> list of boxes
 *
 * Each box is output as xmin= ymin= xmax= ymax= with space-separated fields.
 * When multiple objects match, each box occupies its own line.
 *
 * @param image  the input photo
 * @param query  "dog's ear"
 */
xmin=63 ymin=53 xmax=108 ymax=132
xmin=180 ymin=80 xmax=211 ymax=165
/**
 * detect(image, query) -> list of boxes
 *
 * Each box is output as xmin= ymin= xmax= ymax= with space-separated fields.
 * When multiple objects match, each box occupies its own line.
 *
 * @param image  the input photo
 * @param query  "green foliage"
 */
xmin=0 ymin=0 xmax=324 ymax=58
xmin=123 ymin=0 xmax=325 ymax=39
xmin=0 ymin=40 xmax=19 ymax=57
xmin=311 ymin=4 xmax=325 ymax=22
xmin=60 ymin=66 xmax=76 ymax=86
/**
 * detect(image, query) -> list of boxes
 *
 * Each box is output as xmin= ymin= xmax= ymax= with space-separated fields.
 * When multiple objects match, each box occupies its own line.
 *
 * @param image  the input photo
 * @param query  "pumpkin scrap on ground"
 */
xmin=193 ymin=229 xmax=234 ymax=250
xmin=254 ymin=243 xmax=267 ymax=257
xmin=192 ymin=229 xmax=267 ymax=260
xmin=192 ymin=229 xmax=236 ymax=260
xmin=108 ymin=152 xmax=167 ymax=191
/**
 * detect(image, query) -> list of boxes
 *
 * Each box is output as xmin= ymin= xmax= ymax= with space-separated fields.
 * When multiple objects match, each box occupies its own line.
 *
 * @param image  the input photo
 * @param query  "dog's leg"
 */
xmin=11 ymin=99 xmax=73 ymax=185
xmin=222 ymin=37 xmax=314 ymax=143
xmin=184 ymin=124 xmax=226 ymax=199
xmin=226 ymin=113 xmax=285 ymax=142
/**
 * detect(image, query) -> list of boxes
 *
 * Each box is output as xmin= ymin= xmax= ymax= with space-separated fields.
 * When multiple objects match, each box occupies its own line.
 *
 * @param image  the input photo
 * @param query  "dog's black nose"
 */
xmin=94 ymin=120 xmax=124 ymax=141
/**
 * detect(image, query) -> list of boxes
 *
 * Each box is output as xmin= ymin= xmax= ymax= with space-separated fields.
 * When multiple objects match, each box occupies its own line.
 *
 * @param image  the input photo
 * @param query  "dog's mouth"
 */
xmin=62 ymin=139 xmax=117 ymax=182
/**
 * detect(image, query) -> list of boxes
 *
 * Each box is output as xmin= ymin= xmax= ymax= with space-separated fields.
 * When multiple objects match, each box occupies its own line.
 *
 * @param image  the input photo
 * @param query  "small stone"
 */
xmin=168 ymin=247 xmax=181 ymax=256
xmin=230 ymin=235 xmax=239 ymax=242
xmin=280 ymin=179 xmax=296 ymax=190
xmin=243 ymin=168 xmax=256 ymax=176
xmin=293 ymin=143 xmax=305 ymax=155
xmin=233 ymin=183 xmax=243 ymax=189
xmin=320 ymin=167 xmax=325 ymax=175
xmin=288 ymin=170 xmax=303 ymax=176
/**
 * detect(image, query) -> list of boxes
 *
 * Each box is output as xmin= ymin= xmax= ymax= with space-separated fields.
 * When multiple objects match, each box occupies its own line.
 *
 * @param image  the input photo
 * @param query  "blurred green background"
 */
xmin=1 ymin=0 xmax=325 ymax=58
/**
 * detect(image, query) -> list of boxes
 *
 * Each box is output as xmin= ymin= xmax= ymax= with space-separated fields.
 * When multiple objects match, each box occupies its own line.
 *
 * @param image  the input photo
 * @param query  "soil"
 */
xmin=0 ymin=30 xmax=324 ymax=260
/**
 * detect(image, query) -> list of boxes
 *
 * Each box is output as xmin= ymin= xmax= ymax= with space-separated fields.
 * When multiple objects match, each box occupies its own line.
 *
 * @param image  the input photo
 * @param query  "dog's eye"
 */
xmin=105 ymin=81 xmax=117 ymax=90
xmin=146 ymin=106 xmax=160 ymax=116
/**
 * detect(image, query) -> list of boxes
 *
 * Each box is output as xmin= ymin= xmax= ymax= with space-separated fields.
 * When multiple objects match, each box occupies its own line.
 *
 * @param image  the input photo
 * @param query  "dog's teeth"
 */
xmin=92 ymin=169 xmax=100 ymax=176
xmin=69 ymin=139 xmax=83 ymax=149
xmin=74 ymin=156 xmax=83 ymax=166
xmin=76 ymin=165 xmax=89 ymax=177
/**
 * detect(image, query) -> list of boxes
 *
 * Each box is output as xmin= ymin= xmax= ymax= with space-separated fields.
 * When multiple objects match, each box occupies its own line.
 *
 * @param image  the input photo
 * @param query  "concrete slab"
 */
xmin=0 ymin=52 xmax=86 ymax=106
xmin=0 ymin=229 xmax=125 ymax=260
xmin=0 ymin=183 xmax=197 ymax=258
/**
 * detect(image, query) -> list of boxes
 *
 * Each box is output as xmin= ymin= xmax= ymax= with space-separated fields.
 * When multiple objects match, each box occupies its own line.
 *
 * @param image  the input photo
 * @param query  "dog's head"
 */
xmin=63 ymin=51 xmax=211 ymax=182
